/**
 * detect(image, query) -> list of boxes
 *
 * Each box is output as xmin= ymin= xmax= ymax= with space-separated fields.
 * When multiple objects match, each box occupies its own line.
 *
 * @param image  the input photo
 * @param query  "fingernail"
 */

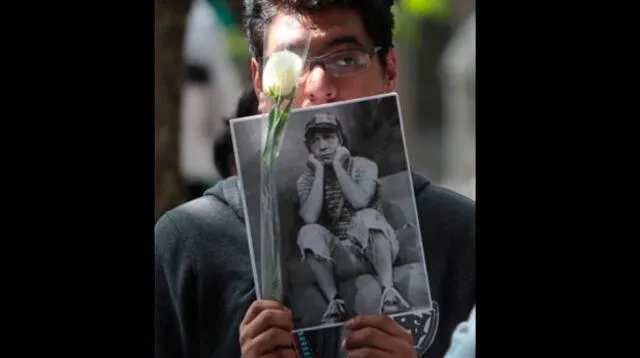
xmin=341 ymin=339 xmax=346 ymax=349
xmin=345 ymin=318 xmax=354 ymax=327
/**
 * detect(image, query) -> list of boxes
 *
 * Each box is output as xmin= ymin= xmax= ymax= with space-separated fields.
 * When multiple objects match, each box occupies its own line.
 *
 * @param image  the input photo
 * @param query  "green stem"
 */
xmin=259 ymin=92 xmax=294 ymax=301
xmin=262 ymin=96 xmax=286 ymax=167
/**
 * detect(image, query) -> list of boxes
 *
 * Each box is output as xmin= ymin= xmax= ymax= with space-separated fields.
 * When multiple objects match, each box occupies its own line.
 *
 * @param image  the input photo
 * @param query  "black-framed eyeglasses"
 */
xmin=261 ymin=46 xmax=384 ymax=78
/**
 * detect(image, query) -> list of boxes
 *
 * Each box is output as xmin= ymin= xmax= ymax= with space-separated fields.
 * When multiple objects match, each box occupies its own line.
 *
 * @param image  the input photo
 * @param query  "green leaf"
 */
xmin=265 ymin=87 xmax=278 ymax=100
xmin=262 ymin=95 xmax=293 ymax=168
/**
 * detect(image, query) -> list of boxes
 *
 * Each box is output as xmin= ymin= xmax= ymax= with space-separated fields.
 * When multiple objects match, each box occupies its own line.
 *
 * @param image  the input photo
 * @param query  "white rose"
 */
xmin=262 ymin=50 xmax=304 ymax=98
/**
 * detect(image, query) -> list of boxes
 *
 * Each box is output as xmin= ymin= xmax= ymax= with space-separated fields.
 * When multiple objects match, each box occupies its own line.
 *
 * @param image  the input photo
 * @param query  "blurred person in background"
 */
xmin=155 ymin=1 xmax=475 ymax=358
xmin=213 ymin=87 xmax=259 ymax=180
xmin=212 ymin=124 xmax=236 ymax=179
xmin=180 ymin=0 xmax=243 ymax=199
xmin=440 ymin=10 xmax=475 ymax=200
xmin=444 ymin=306 xmax=475 ymax=358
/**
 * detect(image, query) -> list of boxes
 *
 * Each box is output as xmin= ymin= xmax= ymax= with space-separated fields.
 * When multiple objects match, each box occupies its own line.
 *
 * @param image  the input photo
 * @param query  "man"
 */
xmin=155 ymin=1 xmax=475 ymax=357
xmin=297 ymin=112 xmax=410 ymax=324
xmin=213 ymin=87 xmax=259 ymax=179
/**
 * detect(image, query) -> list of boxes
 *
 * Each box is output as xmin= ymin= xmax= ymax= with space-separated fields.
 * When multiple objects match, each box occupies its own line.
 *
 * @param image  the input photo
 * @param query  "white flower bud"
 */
xmin=262 ymin=50 xmax=304 ymax=98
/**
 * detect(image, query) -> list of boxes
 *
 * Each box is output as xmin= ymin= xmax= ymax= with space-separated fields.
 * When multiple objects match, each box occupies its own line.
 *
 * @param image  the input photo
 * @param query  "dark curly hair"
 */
xmin=242 ymin=0 xmax=396 ymax=71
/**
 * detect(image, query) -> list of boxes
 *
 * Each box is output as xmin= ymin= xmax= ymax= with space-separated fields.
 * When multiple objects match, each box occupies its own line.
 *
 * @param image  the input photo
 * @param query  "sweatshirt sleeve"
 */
xmin=415 ymin=182 xmax=475 ymax=358
xmin=441 ymin=189 xmax=475 ymax=356
xmin=155 ymin=212 xmax=198 ymax=358
xmin=154 ymin=194 xmax=256 ymax=358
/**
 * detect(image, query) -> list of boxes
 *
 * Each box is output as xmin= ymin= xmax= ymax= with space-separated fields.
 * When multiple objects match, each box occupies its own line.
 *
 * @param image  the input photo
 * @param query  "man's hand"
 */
xmin=333 ymin=146 xmax=351 ymax=166
xmin=308 ymin=154 xmax=323 ymax=172
xmin=239 ymin=300 xmax=297 ymax=358
xmin=343 ymin=315 xmax=416 ymax=358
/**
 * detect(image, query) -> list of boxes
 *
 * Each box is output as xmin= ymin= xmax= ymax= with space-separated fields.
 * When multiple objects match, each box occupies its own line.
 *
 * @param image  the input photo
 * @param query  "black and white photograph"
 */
xmin=231 ymin=93 xmax=435 ymax=333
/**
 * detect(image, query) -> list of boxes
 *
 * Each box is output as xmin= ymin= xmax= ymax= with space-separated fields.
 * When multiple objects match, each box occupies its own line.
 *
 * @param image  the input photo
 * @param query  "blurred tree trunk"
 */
xmin=155 ymin=0 xmax=192 ymax=221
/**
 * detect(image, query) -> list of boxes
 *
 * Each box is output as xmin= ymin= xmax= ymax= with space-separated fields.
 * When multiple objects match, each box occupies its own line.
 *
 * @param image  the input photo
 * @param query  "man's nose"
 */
xmin=303 ymin=65 xmax=337 ymax=105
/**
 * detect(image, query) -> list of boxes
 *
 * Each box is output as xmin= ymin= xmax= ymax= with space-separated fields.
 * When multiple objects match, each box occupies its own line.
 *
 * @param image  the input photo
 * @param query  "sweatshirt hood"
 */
xmin=203 ymin=177 xmax=246 ymax=220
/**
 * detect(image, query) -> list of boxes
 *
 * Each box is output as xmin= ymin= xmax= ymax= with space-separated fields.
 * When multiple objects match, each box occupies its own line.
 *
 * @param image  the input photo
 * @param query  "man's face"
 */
xmin=309 ymin=131 xmax=341 ymax=163
xmin=251 ymin=6 xmax=398 ymax=111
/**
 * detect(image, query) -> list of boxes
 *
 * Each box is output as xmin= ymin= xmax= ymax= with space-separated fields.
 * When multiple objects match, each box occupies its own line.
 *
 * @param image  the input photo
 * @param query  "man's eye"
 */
xmin=336 ymin=57 xmax=357 ymax=66
xmin=333 ymin=54 xmax=360 ymax=67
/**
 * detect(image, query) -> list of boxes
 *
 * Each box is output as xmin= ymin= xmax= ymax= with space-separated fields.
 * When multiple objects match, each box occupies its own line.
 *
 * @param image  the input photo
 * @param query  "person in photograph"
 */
xmin=296 ymin=112 xmax=410 ymax=324
xmin=155 ymin=1 xmax=475 ymax=357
